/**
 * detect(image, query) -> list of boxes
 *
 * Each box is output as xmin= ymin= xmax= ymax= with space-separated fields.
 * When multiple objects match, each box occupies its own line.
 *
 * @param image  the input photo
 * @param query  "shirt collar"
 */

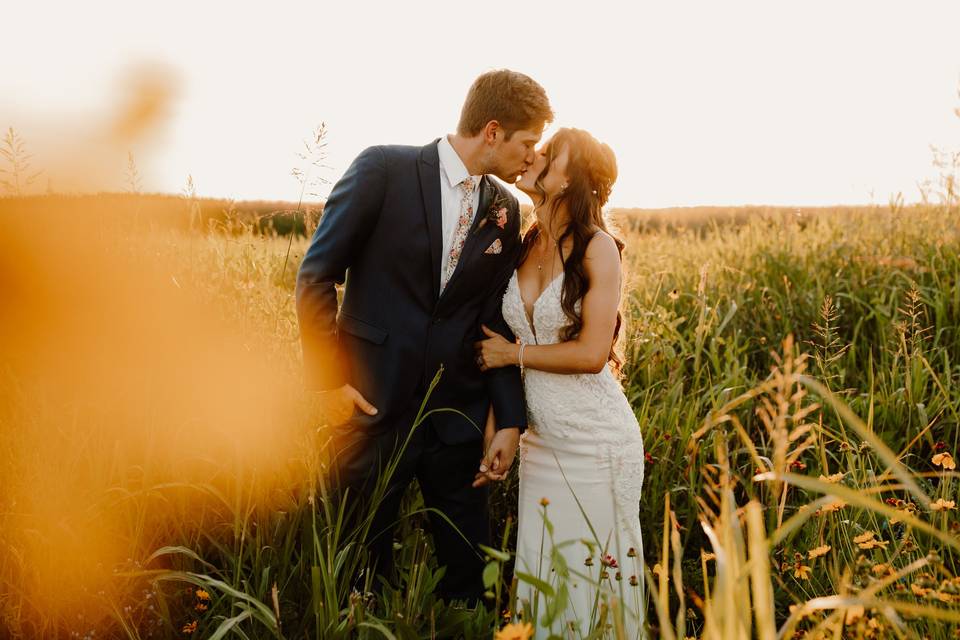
xmin=438 ymin=135 xmax=481 ymax=190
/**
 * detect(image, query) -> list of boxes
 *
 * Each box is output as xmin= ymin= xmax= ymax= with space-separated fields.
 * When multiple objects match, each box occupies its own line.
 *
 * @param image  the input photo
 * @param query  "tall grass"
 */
xmin=1 ymin=194 xmax=959 ymax=638
xmin=617 ymin=203 xmax=960 ymax=637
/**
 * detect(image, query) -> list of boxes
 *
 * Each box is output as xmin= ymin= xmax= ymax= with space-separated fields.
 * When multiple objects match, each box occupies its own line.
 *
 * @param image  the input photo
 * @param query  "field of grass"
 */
xmin=1 ymin=194 xmax=959 ymax=639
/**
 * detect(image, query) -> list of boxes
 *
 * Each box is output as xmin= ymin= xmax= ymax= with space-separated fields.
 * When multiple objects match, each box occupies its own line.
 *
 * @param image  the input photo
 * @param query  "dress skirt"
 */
xmin=515 ymin=429 xmax=645 ymax=639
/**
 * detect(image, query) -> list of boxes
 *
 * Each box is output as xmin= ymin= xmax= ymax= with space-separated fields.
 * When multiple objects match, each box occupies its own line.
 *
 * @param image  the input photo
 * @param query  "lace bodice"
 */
xmin=501 ymin=270 xmax=642 ymax=443
xmin=502 ymin=269 xmax=645 ymax=543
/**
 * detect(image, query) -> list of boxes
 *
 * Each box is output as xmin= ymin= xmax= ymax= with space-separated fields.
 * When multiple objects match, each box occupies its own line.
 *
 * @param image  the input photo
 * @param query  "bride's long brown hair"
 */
xmin=521 ymin=127 xmax=625 ymax=373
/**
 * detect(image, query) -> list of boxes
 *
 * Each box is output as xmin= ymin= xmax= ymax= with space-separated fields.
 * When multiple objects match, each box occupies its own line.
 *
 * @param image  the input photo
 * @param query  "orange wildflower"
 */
xmin=844 ymin=605 xmax=865 ymax=624
xmin=930 ymin=498 xmax=956 ymax=512
xmin=808 ymin=545 xmax=831 ymax=559
xmin=932 ymin=452 xmax=956 ymax=470
xmin=853 ymin=531 xmax=888 ymax=550
xmin=815 ymin=499 xmax=847 ymax=516
xmin=495 ymin=621 xmax=534 ymax=640
xmin=934 ymin=591 xmax=955 ymax=603
xmin=890 ymin=501 xmax=918 ymax=524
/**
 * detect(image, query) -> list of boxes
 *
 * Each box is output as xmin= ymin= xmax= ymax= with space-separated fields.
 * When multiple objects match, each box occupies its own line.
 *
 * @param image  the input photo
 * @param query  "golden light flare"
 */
xmin=0 ymin=198 xmax=319 ymax=627
xmin=107 ymin=63 xmax=178 ymax=145
xmin=3 ymin=62 xmax=179 ymax=196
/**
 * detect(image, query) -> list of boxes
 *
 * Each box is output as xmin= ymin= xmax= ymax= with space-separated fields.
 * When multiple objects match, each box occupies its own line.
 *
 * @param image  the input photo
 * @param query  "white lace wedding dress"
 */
xmin=502 ymin=270 xmax=646 ymax=639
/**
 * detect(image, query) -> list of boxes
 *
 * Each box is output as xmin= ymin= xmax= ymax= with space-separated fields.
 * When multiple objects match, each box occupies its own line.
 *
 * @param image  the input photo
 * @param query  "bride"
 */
xmin=475 ymin=128 xmax=646 ymax=638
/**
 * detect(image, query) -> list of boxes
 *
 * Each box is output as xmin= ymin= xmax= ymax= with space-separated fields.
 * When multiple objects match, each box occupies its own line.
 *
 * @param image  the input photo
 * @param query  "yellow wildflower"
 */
xmin=844 ymin=605 xmax=864 ymax=624
xmin=853 ymin=531 xmax=888 ymax=550
xmin=195 ymin=589 xmax=211 ymax=601
xmin=890 ymin=501 xmax=918 ymax=524
xmin=932 ymin=452 xmax=956 ymax=470
xmin=911 ymin=583 xmax=931 ymax=597
xmin=860 ymin=538 xmax=888 ymax=550
xmin=495 ymin=621 xmax=534 ymax=640
xmin=934 ymin=591 xmax=955 ymax=603
xmin=808 ymin=545 xmax=831 ymax=559
xmin=815 ymin=499 xmax=847 ymax=516
xmin=930 ymin=499 xmax=956 ymax=512
xmin=818 ymin=472 xmax=845 ymax=484
xmin=794 ymin=564 xmax=812 ymax=580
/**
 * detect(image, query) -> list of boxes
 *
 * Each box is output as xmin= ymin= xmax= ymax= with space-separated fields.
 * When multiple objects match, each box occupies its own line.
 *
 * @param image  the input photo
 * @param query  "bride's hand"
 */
xmin=474 ymin=325 xmax=519 ymax=371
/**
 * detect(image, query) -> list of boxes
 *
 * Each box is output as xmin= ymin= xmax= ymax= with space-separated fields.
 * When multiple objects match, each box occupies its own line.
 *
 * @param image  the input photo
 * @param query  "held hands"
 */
xmin=472 ymin=325 xmax=521 ymax=486
xmin=474 ymin=325 xmax=519 ymax=372
xmin=473 ymin=424 xmax=520 ymax=488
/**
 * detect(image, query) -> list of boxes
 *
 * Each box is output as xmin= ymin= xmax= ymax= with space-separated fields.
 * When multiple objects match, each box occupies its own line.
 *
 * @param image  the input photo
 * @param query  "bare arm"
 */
xmin=476 ymin=232 xmax=622 ymax=375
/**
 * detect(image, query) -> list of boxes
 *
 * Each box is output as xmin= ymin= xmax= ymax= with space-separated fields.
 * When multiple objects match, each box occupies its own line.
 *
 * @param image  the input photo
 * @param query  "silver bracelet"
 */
xmin=518 ymin=342 xmax=526 ymax=371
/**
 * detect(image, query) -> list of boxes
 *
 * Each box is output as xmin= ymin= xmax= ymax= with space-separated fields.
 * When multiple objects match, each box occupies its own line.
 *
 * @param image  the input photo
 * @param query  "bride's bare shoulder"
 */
xmin=584 ymin=229 xmax=619 ymax=263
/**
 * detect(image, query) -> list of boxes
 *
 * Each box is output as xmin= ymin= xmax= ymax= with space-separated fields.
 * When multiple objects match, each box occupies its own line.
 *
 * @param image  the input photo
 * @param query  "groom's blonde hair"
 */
xmin=457 ymin=70 xmax=553 ymax=140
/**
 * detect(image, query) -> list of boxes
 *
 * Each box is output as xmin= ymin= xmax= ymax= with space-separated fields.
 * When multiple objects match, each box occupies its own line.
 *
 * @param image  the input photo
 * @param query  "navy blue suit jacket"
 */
xmin=295 ymin=140 xmax=527 ymax=444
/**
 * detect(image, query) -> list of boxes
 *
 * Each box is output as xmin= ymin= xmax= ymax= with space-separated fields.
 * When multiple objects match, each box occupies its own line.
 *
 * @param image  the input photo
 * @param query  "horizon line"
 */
xmin=2 ymin=190 xmax=930 ymax=211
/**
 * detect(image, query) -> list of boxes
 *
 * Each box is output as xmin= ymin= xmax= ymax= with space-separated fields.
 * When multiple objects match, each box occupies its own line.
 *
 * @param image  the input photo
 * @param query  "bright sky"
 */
xmin=2 ymin=0 xmax=959 ymax=207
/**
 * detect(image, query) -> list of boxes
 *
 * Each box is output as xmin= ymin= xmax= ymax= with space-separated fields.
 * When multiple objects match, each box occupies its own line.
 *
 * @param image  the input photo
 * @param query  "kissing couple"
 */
xmin=296 ymin=69 xmax=645 ymax=637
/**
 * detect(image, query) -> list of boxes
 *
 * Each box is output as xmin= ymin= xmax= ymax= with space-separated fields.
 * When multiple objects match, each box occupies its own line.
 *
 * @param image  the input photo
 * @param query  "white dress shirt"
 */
xmin=437 ymin=135 xmax=482 ymax=288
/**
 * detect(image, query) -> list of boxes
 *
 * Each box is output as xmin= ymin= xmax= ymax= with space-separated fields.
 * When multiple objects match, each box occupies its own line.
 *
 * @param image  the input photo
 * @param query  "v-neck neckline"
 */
xmin=514 ymin=269 xmax=563 ymax=341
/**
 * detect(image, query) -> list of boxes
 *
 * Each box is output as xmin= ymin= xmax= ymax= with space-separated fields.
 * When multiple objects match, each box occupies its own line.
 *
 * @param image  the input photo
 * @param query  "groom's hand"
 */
xmin=320 ymin=384 xmax=378 ymax=425
xmin=472 ymin=427 xmax=520 ymax=487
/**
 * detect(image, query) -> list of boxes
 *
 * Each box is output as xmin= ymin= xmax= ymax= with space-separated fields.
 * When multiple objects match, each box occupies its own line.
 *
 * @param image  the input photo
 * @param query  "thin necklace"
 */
xmin=533 ymin=207 xmax=561 ymax=278
xmin=537 ymin=231 xmax=553 ymax=273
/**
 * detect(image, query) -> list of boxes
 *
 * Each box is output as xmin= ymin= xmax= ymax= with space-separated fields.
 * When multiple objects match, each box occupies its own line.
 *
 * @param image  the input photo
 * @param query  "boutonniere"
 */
xmin=475 ymin=193 xmax=510 ymax=234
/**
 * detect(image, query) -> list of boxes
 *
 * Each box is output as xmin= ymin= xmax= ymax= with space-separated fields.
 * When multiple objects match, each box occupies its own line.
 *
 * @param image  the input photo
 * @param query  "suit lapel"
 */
xmin=439 ymin=177 xmax=499 ymax=300
xmin=418 ymin=140 xmax=443 ymax=301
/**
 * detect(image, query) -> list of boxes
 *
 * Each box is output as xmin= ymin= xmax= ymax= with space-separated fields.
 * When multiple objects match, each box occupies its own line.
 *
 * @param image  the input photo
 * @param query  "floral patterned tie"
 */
xmin=440 ymin=176 xmax=476 ymax=293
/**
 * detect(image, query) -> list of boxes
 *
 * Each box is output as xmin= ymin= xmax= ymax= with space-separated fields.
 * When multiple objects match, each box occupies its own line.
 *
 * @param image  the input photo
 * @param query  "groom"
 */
xmin=295 ymin=70 xmax=553 ymax=601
